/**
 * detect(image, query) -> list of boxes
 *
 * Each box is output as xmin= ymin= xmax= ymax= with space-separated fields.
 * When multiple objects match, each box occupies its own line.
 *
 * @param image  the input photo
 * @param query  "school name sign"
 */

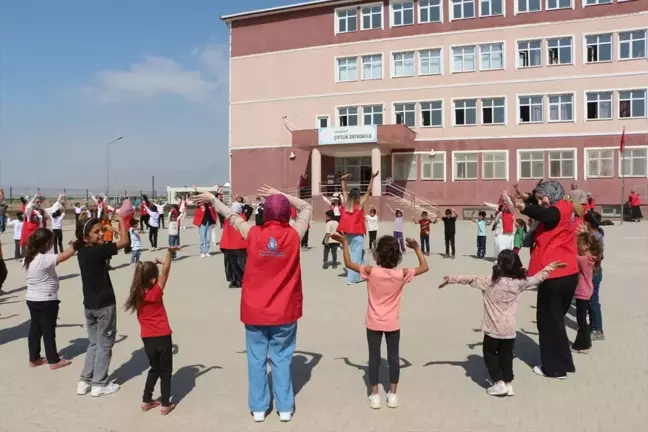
xmin=318 ymin=125 xmax=378 ymax=145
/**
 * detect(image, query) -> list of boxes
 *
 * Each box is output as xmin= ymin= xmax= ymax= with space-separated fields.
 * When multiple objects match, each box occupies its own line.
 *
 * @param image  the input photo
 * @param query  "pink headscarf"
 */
xmin=263 ymin=194 xmax=291 ymax=223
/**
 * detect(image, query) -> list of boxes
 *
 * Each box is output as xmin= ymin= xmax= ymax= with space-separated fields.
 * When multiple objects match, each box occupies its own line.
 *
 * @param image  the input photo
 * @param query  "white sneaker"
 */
xmin=76 ymin=381 xmax=91 ymax=395
xmin=91 ymin=382 xmax=121 ymax=397
xmin=506 ymin=383 xmax=514 ymax=396
xmin=278 ymin=412 xmax=292 ymax=422
xmin=533 ymin=365 xmax=566 ymax=380
xmin=368 ymin=393 xmax=382 ymax=409
xmin=386 ymin=392 xmax=398 ymax=408
xmin=200 ymin=253 xmax=205 ymax=258
xmin=252 ymin=412 xmax=265 ymax=422
xmin=487 ymin=381 xmax=509 ymax=396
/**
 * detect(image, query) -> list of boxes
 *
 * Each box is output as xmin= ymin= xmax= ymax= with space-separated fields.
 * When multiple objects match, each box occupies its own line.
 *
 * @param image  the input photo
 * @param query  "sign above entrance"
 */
xmin=318 ymin=125 xmax=378 ymax=145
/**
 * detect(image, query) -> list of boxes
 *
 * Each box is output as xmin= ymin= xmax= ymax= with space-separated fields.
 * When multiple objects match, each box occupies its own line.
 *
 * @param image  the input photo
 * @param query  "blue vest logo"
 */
xmin=268 ymin=237 xmax=278 ymax=251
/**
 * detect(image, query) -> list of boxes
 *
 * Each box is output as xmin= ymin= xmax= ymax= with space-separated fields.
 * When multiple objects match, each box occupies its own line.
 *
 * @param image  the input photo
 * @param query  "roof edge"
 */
xmin=220 ymin=0 xmax=358 ymax=23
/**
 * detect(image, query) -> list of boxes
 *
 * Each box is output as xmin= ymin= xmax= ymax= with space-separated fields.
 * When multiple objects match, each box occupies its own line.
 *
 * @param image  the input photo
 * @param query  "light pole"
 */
xmin=105 ymin=136 xmax=124 ymax=203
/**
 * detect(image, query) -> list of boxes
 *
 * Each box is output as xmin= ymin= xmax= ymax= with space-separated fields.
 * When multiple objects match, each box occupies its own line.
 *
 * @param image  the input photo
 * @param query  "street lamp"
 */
xmin=106 ymin=136 xmax=124 ymax=202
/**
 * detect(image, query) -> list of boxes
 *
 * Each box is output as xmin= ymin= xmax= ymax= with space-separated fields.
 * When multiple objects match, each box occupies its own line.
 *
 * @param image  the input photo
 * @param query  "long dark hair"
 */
xmin=577 ymin=232 xmax=604 ymax=273
xmin=124 ymin=261 xmax=159 ymax=313
xmin=73 ymin=217 xmax=101 ymax=250
xmin=492 ymin=249 xmax=527 ymax=284
xmin=24 ymin=228 xmax=53 ymax=270
xmin=373 ymin=235 xmax=402 ymax=269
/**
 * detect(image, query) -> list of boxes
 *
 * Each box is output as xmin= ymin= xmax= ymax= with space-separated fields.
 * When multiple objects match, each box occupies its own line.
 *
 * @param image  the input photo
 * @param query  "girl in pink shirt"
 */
xmin=333 ymin=232 xmax=428 ymax=410
xmin=439 ymin=250 xmax=564 ymax=397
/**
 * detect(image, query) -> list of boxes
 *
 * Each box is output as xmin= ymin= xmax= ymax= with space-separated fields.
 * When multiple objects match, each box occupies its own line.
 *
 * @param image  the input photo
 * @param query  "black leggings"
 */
xmin=483 ymin=334 xmax=515 ymax=383
xmin=444 ymin=233 xmax=455 ymax=256
xmin=366 ymin=328 xmax=400 ymax=386
xmin=27 ymin=300 xmax=60 ymax=364
xmin=142 ymin=335 xmax=173 ymax=406
xmin=140 ymin=215 xmax=150 ymax=231
xmin=301 ymin=229 xmax=309 ymax=248
xmin=149 ymin=226 xmax=158 ymax=248
xmin=52 ymin=229 xmax=64 ymax=254
xmin=572 ymin=299 xmax=592 ymax=351
xmin=368 ymin=231 xmax=377 ymax=249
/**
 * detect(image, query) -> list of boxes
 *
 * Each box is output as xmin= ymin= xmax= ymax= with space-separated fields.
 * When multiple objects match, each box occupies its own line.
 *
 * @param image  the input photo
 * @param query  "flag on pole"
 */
xmin=620 ymin=126 xmax=626 ymax=153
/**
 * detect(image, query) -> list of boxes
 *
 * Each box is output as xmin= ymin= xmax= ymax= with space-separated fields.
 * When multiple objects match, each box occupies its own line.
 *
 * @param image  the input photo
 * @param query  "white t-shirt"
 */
xmin=168 ymin=220 xmax=179 ymax=236
xmin=332 ymin=205 xmax=341 ymax=217
xmin=74 ymin=206 xmax=83 ymax=215
xmin=25 ymin=253 xmax=59 ymax=301
xmin=325 ymin=220 xmax=339 ymax=244
xmin=148 ymin=211 xmax=160 ymax=228
xmin=366 ymin=215 xmax=379 ymax=232
xmin=52 ymin=214 xmax=65 ymax=229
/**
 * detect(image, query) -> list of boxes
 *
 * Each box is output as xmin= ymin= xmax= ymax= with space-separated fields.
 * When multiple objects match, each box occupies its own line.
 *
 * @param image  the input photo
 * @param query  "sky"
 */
xmin=0 ymin=0 xmax=295 ymax=194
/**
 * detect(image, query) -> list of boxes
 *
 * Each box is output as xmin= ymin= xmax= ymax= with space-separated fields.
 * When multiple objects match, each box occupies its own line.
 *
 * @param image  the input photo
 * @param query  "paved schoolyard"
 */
xmin=0 ymin=220 xmax=647 ymax=432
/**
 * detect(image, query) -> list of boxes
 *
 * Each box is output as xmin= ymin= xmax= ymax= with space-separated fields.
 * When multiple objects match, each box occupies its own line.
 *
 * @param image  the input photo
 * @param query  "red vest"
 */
xmin=192 ymin=204 xmax=217 ymax=226
xmin=337 ymin=205 xmax=366 ymax=235
xmin=630 ymin=193 xmax=640 ymax=207
xmin=220 ymin=216 xmax=248 ymax=250
xmin=240 ymin=221 xmax=302 ymax=326
xmin=20 ymin=209 xmax=44 ymax=246
xmin=502 ymin=212 xmax=514 ymax=234
xmin=528 ymin=199 xmax=578 ymax=279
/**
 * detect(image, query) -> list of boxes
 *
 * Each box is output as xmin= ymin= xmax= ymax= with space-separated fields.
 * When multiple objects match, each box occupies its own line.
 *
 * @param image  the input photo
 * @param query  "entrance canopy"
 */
xmin=292 ymin=124 xmax=416 ymax=152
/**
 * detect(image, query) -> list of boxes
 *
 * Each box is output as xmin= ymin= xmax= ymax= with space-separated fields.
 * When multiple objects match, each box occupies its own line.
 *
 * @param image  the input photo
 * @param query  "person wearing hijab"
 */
xmin=629 ymin=188 xmax=642 ymax=222
xmin=514 ymin=180 xmax=579 ymax=379
xmin=220 ymin=201 xmax=248 ymax=288
xmin=190 ymin=186 xmax=312 ymax=423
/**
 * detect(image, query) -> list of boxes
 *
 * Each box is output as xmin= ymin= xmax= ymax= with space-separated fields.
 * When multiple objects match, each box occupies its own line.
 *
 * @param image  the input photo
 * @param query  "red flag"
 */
xmin=620 ymin=127 xmax=626 ymax=153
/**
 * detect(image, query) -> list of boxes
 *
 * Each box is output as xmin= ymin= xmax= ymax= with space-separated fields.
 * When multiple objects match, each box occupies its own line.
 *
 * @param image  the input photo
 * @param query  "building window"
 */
xmin=585 ymin=0 xmax=612 ymax=5
xmin=482 ymin=151 xmax=507 ymax=180
xmin=586 ymin=92 xmax=613 ymax=120
xmin=546 ymin=0 xmax=572 ymax=10
xmin=338 ymin=106 xmax=359 ymax=126
xmin=454 ymin=152 xmax=479 ymax=180
xmin=363 ymin=105 xmax=384 ymax=125
xmin=419 ymin=49 xmax=442 ymax=75
xmin=421 ymin=153 xmax=445 ymax=180
xmin=393 ymin=153 xmax=417 ymax=180
xmin=619 ymin=89 xmax=647 ymax=118
xmin=619 ymin=30 xmax=647 ymax=60
xmin=548 ymin=37 xmax=573 ymax=65
xmin=394 ymin=103 xmax=416 ymax=126
xmin=391 ymin=0 xmax=415 ymax=26
xmin=451 ymin=0 xmax=475 ymax=20
xmin=518 ymin=40 xmax=542 ymax=67
xmin=452 ymin=45 xmax=476 ymax=72
xmin=586 ymin=34 xmax=612 ymax=63
xmin=317 ymin=115 xmax=330 ymax=128
xmin=519 ymin=151 xmax=545 ymax=179
xmin=482 ymin=98 xmax=506 ymax=125
xmin=362 ymin=54 xmax=383 ymax=80
xmin=336 ymin=8 xmax=357 ymax=33
xmin=420 ymin=101 xmax=443 ymax=127
xmin=337 ymin=57 xmax=358 ymax=82
xmin=517 ymin=0 xmax=542 ymax=12
xmin=549 ymin=150 xmax=575 ymax=179
xmin=454 ymin=99 xmax=477 ymax=126
xmin=392 ymin=51 xmax=415 ymax=77
xmin=549 ymin=94 xmax=574 ymax=122
xmin=419 ymin=0 xmax=442 ymax=23
xmin=586 ymin=149 xmax=614 ymax=178
xmin=480 ymin=43 xmax=504 ymax=70
xmin=620 ymin=148 xmax=648 ymax=177
xmin=361 ymin=4 xmax=383 ymax=30
xmin=519 ymin=95 xmax=544 ymax=123
xmin=480 ymin=0 xmax=503 ymax=16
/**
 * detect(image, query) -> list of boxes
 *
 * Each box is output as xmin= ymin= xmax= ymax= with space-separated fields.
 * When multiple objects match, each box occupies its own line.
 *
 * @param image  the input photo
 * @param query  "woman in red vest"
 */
xmin=193 ymin=199 xmax=217 ymax=257
xmin=20 ymin=194 xmax=60 ymax=247
xmin=220 ymin=201 xmax=248 ymax=288
xmin=514 ymin=180 xmax=579 ymax=379
xmin=629 ymin=188 xmax=643 ymax=222
xmin=338 ymin=171 xmax=380 ymax=285
xmin=191 ymin=186 xmax=311 ymax=423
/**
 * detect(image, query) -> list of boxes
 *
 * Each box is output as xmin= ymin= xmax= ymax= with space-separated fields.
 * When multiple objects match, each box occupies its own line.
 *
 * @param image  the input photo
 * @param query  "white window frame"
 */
xmin=391 ymin=51 xmax=416 ymax=78
xmin=450 ymin=0 xmax=476 ymax=21
xmin=392 ymin=152 xmax=418 ymax=181
xmin=363 ymin=104 xmax=384 ymax=126
xmin=547 ymin=36 xmax=574 ymax=66
xmin=481 ymin=97 xmax=507 ymax=125
xmin=420 ymin=100 xmax=444 ymax=128
xmin=361 ymin=54 xmax=384 ymax=80
xmin=517 ymin=94 xmax=544 ymax=124
xmin=619 ymin=89 xmax=647 ymax=119
xmin=360 ymin=3 xmax=384 ymax=31
xmin=337 ymin=106 xmax=359 ymax=127
xmin=548 ymin=149 xmax=578 ymax=180
xmin=418 ymin=0 xmax=443 ymax=23
xmin=480 ymin=42 xmax=505 ymax=71
xmin=516 ymin=39 xmax=543 ymax=69
xmin=481 ymin=150 xmax=509 ymax=180
xmin=584 ymin=90 xmax=613 ymax=122
xmin=452 ymin=151 xmax=480 ymax=181
xmin=393 ymin=102 xmax=417 ymax=127
xmin=583 ymin=0 xmax=612 ymax=6
xmin=515 ymin=0 xmax=542 ymax=14
xmin=584 ymin=147 xmax=615 ymax=179
xmin=316 ymin=115 xmax=330 ymax=129
xmin=453 ymin=98 xmax=478 ymax=126
xmin=420 ymin=151 xmax=447 ymax=181
xmin=335 ymin=7 xmax=358 ymax=34
xmin=583 ymin=33 xmax=613 ymax=64
xmin=335 ymin=56 xmax=358 ymax=82
xmin=451 ymin=45 xmax=476 ymax=73
xmin=479 ymin=0 xmax=505 ymax=17
xmin=618 ymin=29 xmax=647 ymax=61
xmin=419 ymin=48 xmax=443 ymax=76
xmin=619 ymin=146 xmax=648 ymax=178
xmin=390 ymin=0 xmax=415 ymax=27
xmin=546 ymin=0 xmax=573 ymax=10
xmin=548 ymin=93 xmax=575 ymax=123
xmin=517 ymin=149 xmax=546 ymax=180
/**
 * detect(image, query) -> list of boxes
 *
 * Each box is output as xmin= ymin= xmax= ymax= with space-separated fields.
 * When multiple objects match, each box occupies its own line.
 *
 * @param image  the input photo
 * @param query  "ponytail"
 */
xmin=124 ymin=261 xmax=159 ymax=313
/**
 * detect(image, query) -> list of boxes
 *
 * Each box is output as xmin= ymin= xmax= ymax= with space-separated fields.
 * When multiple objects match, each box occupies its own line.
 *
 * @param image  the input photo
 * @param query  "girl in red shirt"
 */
xmin=124 ymin=246 xmax=180 ymax=416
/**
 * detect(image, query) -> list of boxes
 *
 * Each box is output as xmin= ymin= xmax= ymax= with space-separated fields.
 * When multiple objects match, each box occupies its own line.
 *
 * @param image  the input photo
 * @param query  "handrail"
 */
xmin=384 ymin=182 xmax=438 ymax=212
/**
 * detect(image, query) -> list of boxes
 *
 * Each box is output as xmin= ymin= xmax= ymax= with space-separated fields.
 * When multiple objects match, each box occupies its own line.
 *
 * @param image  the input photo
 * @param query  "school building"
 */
xmin=222 ymin=0 xmax=648 ymax=218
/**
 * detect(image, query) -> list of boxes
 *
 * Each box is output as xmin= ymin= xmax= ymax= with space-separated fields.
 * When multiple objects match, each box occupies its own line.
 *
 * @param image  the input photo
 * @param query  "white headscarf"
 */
xmin=231 ymin=202 xmax=243 ymax=214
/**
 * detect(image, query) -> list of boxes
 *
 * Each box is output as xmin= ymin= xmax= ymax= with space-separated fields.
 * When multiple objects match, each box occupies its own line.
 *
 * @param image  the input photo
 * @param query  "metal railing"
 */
xmin=383 ymin=182 xmax=438 ymax=214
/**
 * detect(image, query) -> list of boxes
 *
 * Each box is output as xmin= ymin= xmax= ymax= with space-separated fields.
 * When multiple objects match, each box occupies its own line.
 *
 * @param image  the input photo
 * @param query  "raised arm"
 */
xmin=406 ymin=238 xmax=429 ymax=276
xmin=113 ymin=215 xmax=130 ymax=250
xmin=438 ymin=275 xmax=489 ymax=290
xmin=45 ymin=193 xmax=64 ymax=215
xmin=520 ymin=261 xmax=565 ymax=290
xmin=157 ymin=248 xmax=175 ymax=291
xmin=332 ymin=233 xmax=362 ymax=275
xmin=56 ymin=244 xmax=76 ymax=265
xmin=90 ymin=193 xmax=99 ymax=205
xmin=359 ymin=171 xmax=379 ymax=208
xmin=190 ymin=192 xmax=254 ymax=238
xmin=258 ymin=185 xmax=312 ymax=240
xmin=321 ymin=195 xmax=332 ymax=206
xmin=341 ymin=174 xmax=351 ymax=204
xmin=25 ymin=194 xmax=38 ymax=213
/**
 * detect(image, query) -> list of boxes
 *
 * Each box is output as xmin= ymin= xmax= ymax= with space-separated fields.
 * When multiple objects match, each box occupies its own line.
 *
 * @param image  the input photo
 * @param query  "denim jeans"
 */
xmin=589 ymin=269 xmax=603 ymax=332
xmin=0 ymin=215 xmax=5 ymax=233
xmin=346 ymin=234 xmax=365 ymax=284
xmin=420 ymin=234 xmax=430 ymax=254
xmin=168 ymin=235 xmax=179 ymax=259
xmin=199 ymin=224 xmax=212 ymax=254
xmin=80 ymin=305 xmax=117 ymax=386
xmin=131 ymin=249 xmax=141 ymax=265
xmin=476 ymin=236 xmax=487 ymax=258
xmin=245 ymin=323 xmax=297 ymax=413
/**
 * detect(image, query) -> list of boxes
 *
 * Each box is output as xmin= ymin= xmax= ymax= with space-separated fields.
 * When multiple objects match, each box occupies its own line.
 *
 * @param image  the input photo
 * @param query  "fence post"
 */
xmin=9 ymin=187 xmax=12 ymax=202
xmin=86 ymin=189 xmax=89 ymax=202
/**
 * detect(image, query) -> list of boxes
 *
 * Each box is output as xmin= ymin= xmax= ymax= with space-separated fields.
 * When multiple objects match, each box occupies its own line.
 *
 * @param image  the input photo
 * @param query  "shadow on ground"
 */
xmin=338 ymin=356 xmax=412 ymax=395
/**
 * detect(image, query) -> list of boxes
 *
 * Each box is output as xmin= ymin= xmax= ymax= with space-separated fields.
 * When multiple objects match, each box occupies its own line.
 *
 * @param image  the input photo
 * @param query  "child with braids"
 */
xmin=124 ymin=246 xmax=181 ymax=415
xmin=332 ymin=232 xmax=428 ymax=409
xmin=439 ymin=250 xmax=565 ymax=396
